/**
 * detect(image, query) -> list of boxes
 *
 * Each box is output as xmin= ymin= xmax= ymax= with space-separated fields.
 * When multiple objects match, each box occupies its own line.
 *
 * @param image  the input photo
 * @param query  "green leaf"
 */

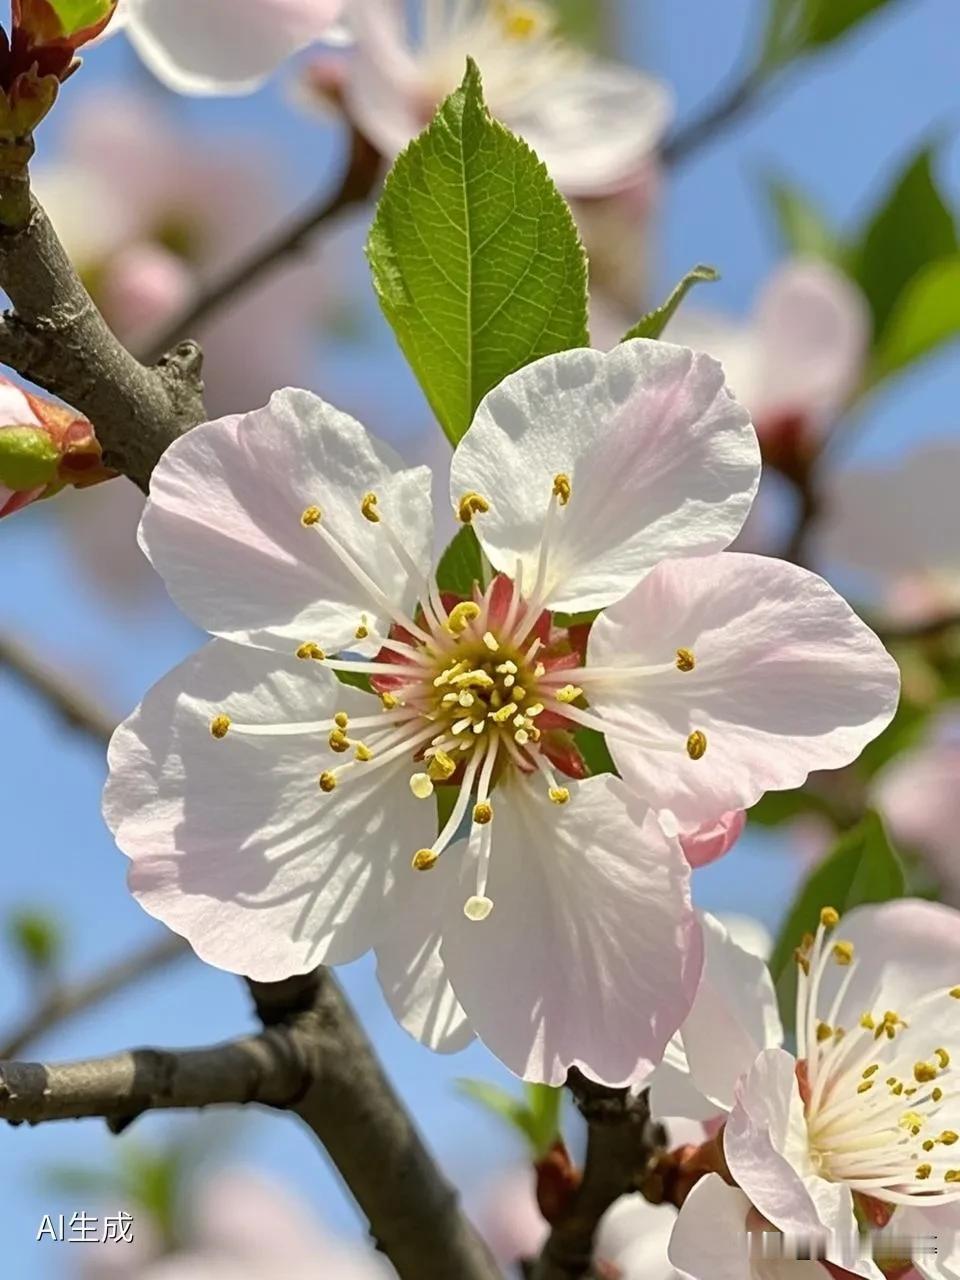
xmin=852 ymin=148 xmax=956 ymax=339
xmin=802 ymin=0 xmax=902 ymax=46
xmin=367 ymin=59 xmax=589 ymax=446
xmin=49 ymin=0 xmax=115 ymax=36
xmin=869 ymin=255 xmax=960 ymax=382
xmin=7 ymin=908 xmax=62 ymax=971
xmin=548 ymin=0 xmax=607 ymax=46
xmin=335 ymin=669 xmax=373 ymax=694
xmin=770 ymin=811 xmax=905 ymax=1031
xmin=574 ymin=727 xmax=618 ymax=778
xmin=620 ymin=265 xmax=719 ymax=343
xmin=765 ymin=177 xmax=846 ymax=265
xmin=762 ymin=0 xmax=903 ymax=66
xmin=435 ymin=526 xmax=487 ymax=597
xmin=747 ymin=787 xmax=838 ymax=829
xmin=458 ymin=1079 xmax=562 ymax=1157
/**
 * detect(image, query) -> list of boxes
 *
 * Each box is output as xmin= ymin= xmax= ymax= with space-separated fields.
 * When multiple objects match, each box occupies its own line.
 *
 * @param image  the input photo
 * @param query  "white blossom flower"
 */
xmin=656 ymin=901 xmax=960 ymax=1280
xmin=104 ymin=341 xmax=897 ymax=1084
xmin=343 ymin=0 xmax=673 ymax=196
xmin=111 ymin=0 xmax=349 ymax=96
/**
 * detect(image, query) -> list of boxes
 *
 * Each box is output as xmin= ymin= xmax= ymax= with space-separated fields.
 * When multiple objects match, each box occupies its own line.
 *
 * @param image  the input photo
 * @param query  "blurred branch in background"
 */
xmin=0 ymin=631 xmax=114 ymax=747
xmin=0 ymin=934 xmax=189 ymax=1060
xmin=139 ymin=128 xmax=382 ymax=366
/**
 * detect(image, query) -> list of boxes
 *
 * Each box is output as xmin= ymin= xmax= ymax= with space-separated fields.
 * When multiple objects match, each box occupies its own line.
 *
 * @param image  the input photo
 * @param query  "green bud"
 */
xmin=47 ymin=0 xmax=115 ymax=38
xmin=0 ymin=425 xmax=60 ymax=491
xmin=8 ymin=908 xmax=63 ymax=971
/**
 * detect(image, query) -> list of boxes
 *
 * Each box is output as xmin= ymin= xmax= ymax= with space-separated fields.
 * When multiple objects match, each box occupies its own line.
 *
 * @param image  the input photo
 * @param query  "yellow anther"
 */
xmin=860 ymin=1013 xmax=876 ymax=1031
xmin=210 ymin=714 xmax=231 ymax=739
xmin=915 ymin=1062 xmax=939 ymax=1084
xmin=428 ymin=751 xmax=457 ymax=781
xmin=458 ymin=491 xmax=490 ymax=524
xmin=334 ymin=711 xmax=349 ymax=729
xmin=934 ymin=1087 xmax=944 ymax=1102
xmin=412 ymin=848 xmax=439 ymax=871
xmin=916 ymin=1164 xmax=933 ymax=1181
xmin=464 ymin=895 xmax=493 ymax=921
xmin=473 ymin=802 xmax=493 ymax=825
xmin=891 ymin=1082 xmax=904 ymax=1096
xmin=857 ymin=1080 xmax=873 ymax=1094
xmin=900 ymin=1111 xmax=924 ymax=1133
xmin=329 ymin=728 xmax=351 ymax=753
xmin=526 ymin=703 xmax=544 ymax=717
xmin=549 ymin=786 xmax=570 ymax=806
xmin=676 ymin=648 xmax=696 ymax=673
xmin=950 ymin=987 xmax=960 ymax=999
xmin=947 ymin=1170 xmax=960 ymax=1183
xmin=483 ymin=631 xmax=499 ymax=652
xmin=686 ymin=730 xmax=708 ymax=761
xmin=453 ymin=669 xmax=495 ymax=690
xmin=447 ymin=601 xmax=481 ymax=634
xmin=887 ymin=1077 xmax=898 ymax=1087
xmin=555 ymin=685 xmax=583 ymax=704
xmin=905 ymin=1086 xmax=918 ymax=1096
xmin=496 ymin=660 xmax=518 ymax=675
xmin=355 ymin=622 xmax=369 ymax=640
xmin=862 ymin=1065 xmax=879 ymax=1079
xmin=491 ymin=702 xmax=519 ymax=724
xmin=924 ymin=1140 xmax=936 ymax=1152
xmin=381 ymin=692 xmax=399 ymax=710
xmin=816 ymin=1022 xmax=833 ymax=1043
xmin=360 ymin=492 xmax=380 ymax=523
xmin=794 ymin=947 xmax=810 ymax=976
xmin=820 ymin=906 xmax=840 ymax=928
xmin=941 ymin=1132 xmax=959 ymax=1146
xmin=301 ymin=505 xmax=321 ymax=526
xmin=355 ymin=742 xmax=374 ymax=762
xmin=318 ymin=771 xmax=337 ymax=793
xmin=409 ymin=773 xmax=434 ymax=800
xmin=936 ymin=1048 xmax=951 ymax=1069
xmin=832 ymin=941 xmax=854 ymax=966
xmin=434 ymin=660 xmax=469 ymax=687
xmin=515 ymin=728 xmax=530 ymax=745
xmin=552 ymin=473 xmax=572 ymax=506
xmin=296 ymin=641 xmax=325 ymax=660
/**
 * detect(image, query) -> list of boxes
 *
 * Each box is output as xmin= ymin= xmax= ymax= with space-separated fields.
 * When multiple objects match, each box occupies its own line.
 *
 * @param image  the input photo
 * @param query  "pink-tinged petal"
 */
xmin=0 ymin=375 xmax=41 ymax=427
xmin=816 ymin=442 xmax=960 ymax=583
xmin=874 ymin=742 xmax=960 ymax=902
xmin=374 ymin=847 xmax=474 ymax=1054
xmin=754 ymin=260 xmax=869 ymax=428
xmin=439 ymin=775 xmax=703 ymax=1086
xmin=668 ymin=1174 xmax=758 ymax=1280
xmin=588 ymin=553 xmax=900 ymax=831
xmin=663 ymin=309 xmax=763 ymax=415
xmin=139 ymin=388 xmax=434 ymax=657
xmin=648 ymin=1035 xmax=723 ymax=1123
xmin=724 ymin=1049 xmax=864 ymax=1266
xmin=103 ymin=639 xmax=435 ymax=981
xmin=680 ymin=810 xmax=746 ymax=867
xmin=506 ymin=62 xmax=674 ymax=197
xmin=450 ymin=344 xmax=760 ymax=614
xmin=343 ymin=0 xmax=424 ymax=159
xmin=100 ymin=242 xmax=195 ymax=344
xmin=126 ymin=0 xmax=345 ymax=95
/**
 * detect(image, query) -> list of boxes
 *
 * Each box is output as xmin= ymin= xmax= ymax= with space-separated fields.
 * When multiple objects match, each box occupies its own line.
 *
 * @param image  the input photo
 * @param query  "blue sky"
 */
xmin=1 ymin=0 xmax=958 ymax=1274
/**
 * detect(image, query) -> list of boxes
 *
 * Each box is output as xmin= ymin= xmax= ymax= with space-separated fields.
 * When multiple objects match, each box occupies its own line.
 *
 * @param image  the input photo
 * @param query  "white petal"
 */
xmin=893 ymin=1202 xmax=960 ymax=1280
xmin=506 ymin=63 xmax=673 ymax=197
xmin=374 ymin=846 xmax=474 ymax=1053
xmin=647 ymin=1035 xmax=722 ymax=1123
xmin=663 ymin=309 xmax=765 ymax=418
xmin=668 ymin=1175 xmax=754 ymax=1280
xmin=589 ymin=553 xmax=900 ymax=830
xmin=140 ymin=388 xmax=434 ymax=656
xmin=595 ymin=1194 xmax=677 ymax=1278
xmin=724 ymin=1049 xmax=862 ymax=1264
xmin=681 ymin=913 xmax=783 ymax=1113
xmin=343 ymin=0 xmax=424 ymax=160
xmin=439 ymin=775 xmax=702 ymax=1086
xmin=450 ymin=344 xmax=760 ymax=613
xmin=103 ymin=639 xmax=435 ymax=981
xmin=0 ymin=376 xmax=40 ymax=427
xmin=126 ymin=0 xmax=343 ymax=95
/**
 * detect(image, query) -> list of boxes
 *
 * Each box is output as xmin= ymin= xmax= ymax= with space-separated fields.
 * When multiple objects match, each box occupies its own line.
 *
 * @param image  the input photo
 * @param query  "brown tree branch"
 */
xmin=0 ymin=935 xmax=190 ymax=1060
xmin=0 ymin=631 xmax=115 ymax=747
xmin=139 ymin=128 xmax=381 ymax=365
xmin=0 ymin=193 xmax=205 ymax=491
xmin=531 ymin=1074 xmax=665 ymax=1280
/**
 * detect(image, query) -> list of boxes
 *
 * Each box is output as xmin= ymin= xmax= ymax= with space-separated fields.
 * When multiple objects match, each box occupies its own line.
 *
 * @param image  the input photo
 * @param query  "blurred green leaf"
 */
xmin=368 ymin=59 xmax=589 ymax=446
xmin=869 ymin=255 xmax=960 ymax=381
xmin=747 ymin=787 xmax=837 ymax=828
xmin=852 ymin=148 xmax=956 ymax=339
xmin=8 ymin=908 xmax=62 ymax=971
xmin=763 ymin=0 xmax=905 ymax=67
xmin=620 ymin=266 xmax=719 ymax=343
xmin=459 ymin=1079 xmax=562 ymax=1156
xmin=770 ymin=811 xmax=905 ymax=1031
xmin=435 ymin=526 xmax=487 ymax=597
xmin=548 ymin=0 xmax=607 ymax=47
xmin=765 ymin=177 xmax=846 ymax=265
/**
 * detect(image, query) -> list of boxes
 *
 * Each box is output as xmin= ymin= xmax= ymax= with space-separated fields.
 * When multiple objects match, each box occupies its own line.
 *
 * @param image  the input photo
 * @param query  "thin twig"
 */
xmin=0 ymin=632 xmax=115 ymax=746
xmin=140 ymin=129 xmax=381 ymax=365
xmin=0 ymin=935 xmax=189 ymax=1060
xmin=661 ymin=69 xmax=769 ymax=168
xmin=531 ymin=1073 xmax=665 ymax=1280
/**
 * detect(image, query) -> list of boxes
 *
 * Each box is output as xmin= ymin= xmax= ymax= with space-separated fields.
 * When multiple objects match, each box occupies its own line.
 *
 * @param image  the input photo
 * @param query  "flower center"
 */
xmin=794 ymin=909 xmax=960 ymax=1207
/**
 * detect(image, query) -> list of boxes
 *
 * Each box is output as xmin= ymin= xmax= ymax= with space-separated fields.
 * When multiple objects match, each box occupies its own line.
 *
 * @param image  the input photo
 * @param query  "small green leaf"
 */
xmin=7 ymin=908 xmax=62 ymax=971
xmin=852 ymin=148 xmax=957 ymax=339
xmin=368 ymin=59 xmax=589 ymax=446
xmin=869 ymin=255 xmax=960 ymax=382
xmin=48 ymin=0 xmax=114 ymax=36
xmin=747 ymin=787 xmax=838 ymax=829
xmin=435 ymin=526 xmax=487 ymax=597
xmin=770 ymin=811 xmax=905 ymax=1031
xmin=548 ymin=0 xmax=606 ymax=47
xmin=574 ymin=727 xmax=618 ymax=778
xmin=765 ymin=177 xmax=846 ymax=265
xmin=620 ymin=266 xmax=719 ymax=343
xmin=459 ymin=1079 xmax=562 ymax=1157
xmin=335 ymin=669 xmax=373 ymax=694
xmin=802 ymin=0 xmax=903 ymax=47
xmin=762 ymin=0 xmax=904 ymax=67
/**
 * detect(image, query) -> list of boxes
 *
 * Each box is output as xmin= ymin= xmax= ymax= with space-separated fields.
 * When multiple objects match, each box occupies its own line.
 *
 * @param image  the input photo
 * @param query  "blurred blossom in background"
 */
xmin=2 ymin=0 xmax=960 ymax=1275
